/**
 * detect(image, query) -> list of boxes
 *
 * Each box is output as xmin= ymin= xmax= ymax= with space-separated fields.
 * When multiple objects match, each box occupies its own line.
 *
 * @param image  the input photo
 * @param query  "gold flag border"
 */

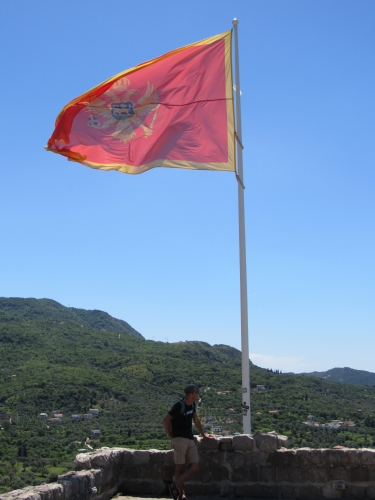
xmin=46 ymin=31 xmax=235 ymax=175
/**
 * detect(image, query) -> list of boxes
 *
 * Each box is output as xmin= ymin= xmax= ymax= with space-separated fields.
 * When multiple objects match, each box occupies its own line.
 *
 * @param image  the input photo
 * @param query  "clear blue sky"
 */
xmin=1 ymin=1 xmax=374 ymax=373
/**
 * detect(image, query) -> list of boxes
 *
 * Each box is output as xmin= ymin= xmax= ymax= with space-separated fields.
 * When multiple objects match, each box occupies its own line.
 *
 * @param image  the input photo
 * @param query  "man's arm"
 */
xmin=193 ymin=412 xmax=212 ymax=439
xmin=163 ymin=413 xmax=173 ymax=439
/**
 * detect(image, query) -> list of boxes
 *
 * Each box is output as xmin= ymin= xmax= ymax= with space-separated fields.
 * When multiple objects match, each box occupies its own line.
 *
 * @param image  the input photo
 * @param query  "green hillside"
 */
xmin=0 ymin=297 xmax=375 ymax=493
xmin=303 ymin=367 xmax=375 ymax=387
xmin=0 ymin=297 xmax=143 ymax=338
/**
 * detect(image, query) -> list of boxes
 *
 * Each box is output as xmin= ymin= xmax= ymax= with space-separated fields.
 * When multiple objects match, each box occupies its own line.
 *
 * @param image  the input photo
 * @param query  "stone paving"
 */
xmin=114 ymin=497 xmax=285 ymax=500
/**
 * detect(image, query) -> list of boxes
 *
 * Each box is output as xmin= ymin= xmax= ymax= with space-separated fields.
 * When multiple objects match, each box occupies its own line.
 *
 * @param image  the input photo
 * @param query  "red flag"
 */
xmin=46 ymin=31 xmax=235 ymax=175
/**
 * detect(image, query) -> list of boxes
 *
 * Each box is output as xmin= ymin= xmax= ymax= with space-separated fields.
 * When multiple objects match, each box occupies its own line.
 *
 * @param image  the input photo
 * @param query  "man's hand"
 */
xmin=202 ymin=433 xmax=214 ymax=440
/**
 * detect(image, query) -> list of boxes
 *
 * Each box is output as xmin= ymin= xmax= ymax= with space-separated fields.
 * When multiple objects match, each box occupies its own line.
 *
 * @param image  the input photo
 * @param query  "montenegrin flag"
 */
xmin=46 ymin=31 xmax=235 ymax=174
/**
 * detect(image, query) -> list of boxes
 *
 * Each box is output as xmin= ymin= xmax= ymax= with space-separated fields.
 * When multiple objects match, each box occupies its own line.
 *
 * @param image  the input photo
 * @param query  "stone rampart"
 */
xmin=1 ymin=433 xmax=375 ymax=499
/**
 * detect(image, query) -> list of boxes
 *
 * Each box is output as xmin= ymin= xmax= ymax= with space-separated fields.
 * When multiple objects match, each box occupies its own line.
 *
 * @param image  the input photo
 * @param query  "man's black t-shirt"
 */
xmin=168 ymin=400 xmax=196 ymax=440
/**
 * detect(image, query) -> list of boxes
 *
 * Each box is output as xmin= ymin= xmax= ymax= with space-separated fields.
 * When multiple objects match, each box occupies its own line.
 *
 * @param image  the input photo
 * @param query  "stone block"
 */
xmin=187 ymin=468 xmax=199 ymax=482
xmin=98 ymin=463 xmax=119 ymax=489
xmin=199 ymin=450 xmax=224 ymax=467
xmin=232 ymin=465 xmax=259 ymax=482
xmin=218 ymin=437 xmax=233 ymax=451
xmin=280 ymin=484 xmax=294 ymax=499
xmin=157 ymin=449 xmax=174 ymax=466
xmin=35 ymin=483 xmax=65 ymax=500
xmin=366 ymin=484 xmax=375 ymax=500
xmin=321 ymin=449 xmax=347 ymax=467
xmin=160 ymin=465 xmax=175 ymax=481
xmin=90 ymin=469 xmax=104 ymax=488
xmin=289 ymin=467 xmax=305 ymax=483
xmin=100 ymin=453 xmax=122 ymax=484
xmin=322 ymin=482 xmax=343 ymax=499
xmin=276 ymin=434 xmax=288 ymax=448
xmin=195 ymin=436 xmax=219 ymax=451
xmin=220 ymin=481 xmax=236 ymax=497
xmin=245 ymin=450 xmax=267 ymax=466
xmin=99 ymin=484 xmax=119 ymax=500
xmin=233 ymin=482 xmax=251 ymax=497
xmin=345 ymin=449 xmax=362 ymax=465
xmin=90 ymin=448 xmax=122 ymax=469
xmin=123 ymin=465 xmax=151 ymax=480
xmin=121 ymin=449 xmax=135 ymax=464
xmin=184 ymin=481 xmax=221 ymax=496
xmin=296 ymin=484 xmax=322 ymax=499
xmin=57 ymin=470 xmax=93 ymax=500
xmin=253 ymin=431 xmax=277 ymax=453
xmin=247 ymin=465 xmax=261 ymax=482
xmin=361 ymin=448 xmax=375 ymax=465
xmin=329 ymin=467 xmax=349 ymax=481
xmin=225 ymin=450 xmax=246 ymax=467
xmin=296 ymin=448 xmax=321 ymax=466
xmin=148 ymin=450 xmax=169 ymax=465
xmin=57 ymin=472 xmax=75 ymax=496
xmin=197 ymin=462 xmax=229 ymax=482
xmin=236 ymin=482 xmax=279 ymax=498
xmin=98 ymin=469 xmax=110 ymax=489
xmin=147 ymin=463 xmax=164 ymax=480
xmin=343 ymin=484 xmax=366 ymax=499
xmin=120 ymin=479 xmax=165 ymax=496
xmin=76 ymin=470 xmax=96 ymax=482
xmin=351 ymin=467 xmax=369 ymax=482
xmin=0 ymin=487 xmax=37 ymax=499
xmin=133 ymin=450 xmax=150 ymax=465
xmin=232 ymin=434 xmax=254 ymax=451
xmin=144 ymin=464 xmax=162 ymax=480
xmin=275 ymin=466 xmax=291 ymax=482
xmin=307 ymin=466 xmax=329 ymax=483
xmin=369 ymin=466 xmax=375 ymax=481
xmin=74 ymin=453 xmax=91 ymax=471
xmin=259 ymin=465 xmax=275 ymax=482
xmin=267 ymin=448 xmax=297 ymax=466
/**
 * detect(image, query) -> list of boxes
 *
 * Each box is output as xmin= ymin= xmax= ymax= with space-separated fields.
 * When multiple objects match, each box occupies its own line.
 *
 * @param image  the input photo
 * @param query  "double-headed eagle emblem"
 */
xmin=86 ymin=77 xmax=159 ymax=143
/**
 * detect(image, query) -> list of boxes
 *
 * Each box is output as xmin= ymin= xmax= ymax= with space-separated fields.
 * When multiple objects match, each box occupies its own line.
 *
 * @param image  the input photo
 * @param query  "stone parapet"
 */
xmin=1 ymin=434 xmax=375 ymax=499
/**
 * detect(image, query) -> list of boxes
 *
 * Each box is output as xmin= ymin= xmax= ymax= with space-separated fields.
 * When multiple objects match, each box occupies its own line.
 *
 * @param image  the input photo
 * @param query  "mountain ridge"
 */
xmin=2 ymin=297 xmax=373 ymax=387
xmin=0 ymin=297 xmax=143 ymax=339
xmin=303 ymin=367 xmax=375 ymax=387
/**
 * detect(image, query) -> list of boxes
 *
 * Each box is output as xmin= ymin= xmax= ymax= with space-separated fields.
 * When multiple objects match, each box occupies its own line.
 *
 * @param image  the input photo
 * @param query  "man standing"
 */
xmin=163 ymin=384 xmax=211 ymax=500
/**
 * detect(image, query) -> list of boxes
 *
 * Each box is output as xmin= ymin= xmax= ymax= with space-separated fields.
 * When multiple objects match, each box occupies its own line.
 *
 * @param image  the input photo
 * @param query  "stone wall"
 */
xmin=1 ymin=433 xmax=375 ymax=499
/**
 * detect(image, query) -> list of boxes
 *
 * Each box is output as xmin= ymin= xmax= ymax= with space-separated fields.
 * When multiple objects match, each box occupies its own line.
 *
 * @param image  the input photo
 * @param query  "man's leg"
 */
xmin=175 ymin=438 xmax=200 ymax=497
xmin=169 ymin=464 xmax=184 ymax=500
xmin=171 ymin=438 xmax=188 ymax=498
xmin=173 ymin=463 xmax=185 ymax=484
xmin=175 ymin=462 xmax=199 ymax=496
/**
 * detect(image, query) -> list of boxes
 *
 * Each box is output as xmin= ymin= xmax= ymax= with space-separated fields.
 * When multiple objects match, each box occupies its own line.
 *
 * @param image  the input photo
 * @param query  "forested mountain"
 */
xmin=0 ymin=297 xmax=143 ymax=338
xmin=0 ymin=297 xmax=375 ymax=493
xmin=303 ymin=367 xmax=375 ymax=387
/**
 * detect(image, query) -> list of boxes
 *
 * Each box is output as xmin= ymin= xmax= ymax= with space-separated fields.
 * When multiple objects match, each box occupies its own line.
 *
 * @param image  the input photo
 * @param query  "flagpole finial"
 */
xmin=232 ymin=18 xmax=239 ymax=26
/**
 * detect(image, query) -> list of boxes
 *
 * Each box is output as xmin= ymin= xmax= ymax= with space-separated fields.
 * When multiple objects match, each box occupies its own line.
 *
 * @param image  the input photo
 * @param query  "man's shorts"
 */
xmin=172 ymin=437 xmax=199 ymax=465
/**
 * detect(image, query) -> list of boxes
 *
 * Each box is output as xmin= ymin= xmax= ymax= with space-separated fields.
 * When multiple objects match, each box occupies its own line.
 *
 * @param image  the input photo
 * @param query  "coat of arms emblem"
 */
xmin=86 ymin=77 xmax=159 ymax=143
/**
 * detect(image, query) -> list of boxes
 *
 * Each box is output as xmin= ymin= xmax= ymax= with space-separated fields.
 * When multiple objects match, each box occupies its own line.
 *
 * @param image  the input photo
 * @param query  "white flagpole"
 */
xmin=232 ymin=18 xmax=251 ymax=435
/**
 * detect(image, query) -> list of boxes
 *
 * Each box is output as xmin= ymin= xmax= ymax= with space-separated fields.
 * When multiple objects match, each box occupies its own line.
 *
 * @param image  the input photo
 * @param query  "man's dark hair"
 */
xmin=184 ymin=384 xmax=199 ymax=394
